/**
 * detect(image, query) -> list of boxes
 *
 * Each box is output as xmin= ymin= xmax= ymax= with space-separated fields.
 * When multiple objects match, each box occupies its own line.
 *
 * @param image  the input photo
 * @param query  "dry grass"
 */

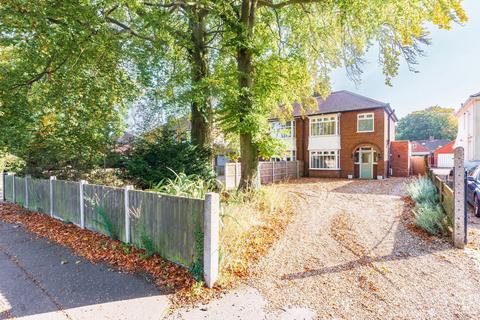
xmin=218 ymin=184 xmax=294 ymax=286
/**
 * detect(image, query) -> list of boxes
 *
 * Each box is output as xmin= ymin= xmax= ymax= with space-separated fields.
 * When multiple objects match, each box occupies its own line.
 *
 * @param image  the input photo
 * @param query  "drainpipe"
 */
xmin=386 ymin=107 xmax=395 ymax=178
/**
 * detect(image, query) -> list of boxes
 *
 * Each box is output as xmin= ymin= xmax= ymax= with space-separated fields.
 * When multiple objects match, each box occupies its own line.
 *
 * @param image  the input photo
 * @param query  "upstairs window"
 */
xmin=357 ymin=113 xmax=374 ymax=132
xmin=310 ymin=115 xmax=337 ymax=136
xmin=271 ymin=120 xmax=295 ymax=138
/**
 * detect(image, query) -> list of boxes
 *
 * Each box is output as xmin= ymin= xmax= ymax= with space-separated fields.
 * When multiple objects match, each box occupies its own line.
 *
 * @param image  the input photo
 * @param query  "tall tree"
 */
xmin=0 ymin=1 xmax=224 ymax=173
xmin=216 ymin=0 xmax=466 ymax=189
xmin=396 ymin=106 xmax=458 ymax=141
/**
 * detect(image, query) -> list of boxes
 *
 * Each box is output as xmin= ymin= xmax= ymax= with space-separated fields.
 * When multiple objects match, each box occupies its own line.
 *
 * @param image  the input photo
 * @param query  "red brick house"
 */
xmin=270 ymin=90 xmax=398 ymax=179
xmin=433 ymin=140 xmax=455 ymax=168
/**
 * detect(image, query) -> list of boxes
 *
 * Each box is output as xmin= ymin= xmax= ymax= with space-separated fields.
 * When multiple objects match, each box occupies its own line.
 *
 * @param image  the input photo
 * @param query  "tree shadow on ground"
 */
xmin=280 ymin=203 xmax=451 ymax=282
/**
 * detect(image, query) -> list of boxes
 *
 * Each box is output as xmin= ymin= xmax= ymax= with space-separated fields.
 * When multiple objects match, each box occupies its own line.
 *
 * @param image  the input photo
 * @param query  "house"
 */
xmin=269 ymin=90 xmax=398 ymax=179
xmin=455 ymin=91 xmax=480 ymax=164
xmin=433 ymin=140 xmax=455 ymax=168
xmin=411 ymin=138 xmax=452 ymax=167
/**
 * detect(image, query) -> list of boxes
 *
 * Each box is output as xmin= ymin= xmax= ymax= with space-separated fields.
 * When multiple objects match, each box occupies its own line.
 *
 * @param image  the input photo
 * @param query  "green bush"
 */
xmin=413 ymin=203 xmax=447 ymax=235
xmin=406 ymin=177 xmax=438 ymax=205
xmin=152 ymin=170 xmax=215 ymax=199
xmin=120 ymin=126 xmax=214 ymax=189
xmin=407 ymin=177 xmax=448 ymax=236
xmin=0 ymin=153 xmax=25 ymax=173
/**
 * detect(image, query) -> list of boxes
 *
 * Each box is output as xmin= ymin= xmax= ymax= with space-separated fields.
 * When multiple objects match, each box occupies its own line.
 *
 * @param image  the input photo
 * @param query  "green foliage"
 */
xmin=139 ymin=225 xmax=156 ymax=259
xmin=153 ymin=170 xmax=214 ymax=199
xmin=407 ymin=177 xmax=449 ymax=236
xmin=406 ymin=177 xmax=438 ymax=205
xmin=397 ymin=106 xmax=458 ymax=141
xmin=189 ymin=226 xmax=204 ymax=282
xmin=86 ymin=197 xmax=118 ymax=240
xmin=0 ymin=153 xmax=25 ymax=173
xmin=121 ymin=126 xmax=214 ymax=189
xmin=414 ymin=203 xmax=448 ymax=236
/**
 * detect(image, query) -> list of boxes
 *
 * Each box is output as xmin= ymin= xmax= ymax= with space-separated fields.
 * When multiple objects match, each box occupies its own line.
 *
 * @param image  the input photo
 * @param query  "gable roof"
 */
xmin=413 ymin=139 xmax=451 ymax=152
xmin=292 ymin=90 xmax=397 ymax=121
xmin=411 ymin=141 xmax=430 ymax=153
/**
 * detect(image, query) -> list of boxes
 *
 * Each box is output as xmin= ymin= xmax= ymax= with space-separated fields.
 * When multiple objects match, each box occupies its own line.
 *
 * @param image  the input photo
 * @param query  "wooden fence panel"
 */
xmin=83 ymin=184 xmax=126 ymax=242
xmin=52 ymin=180 xmax=81 ymax=225
xmin=27 ymin=177 xmax=50 ymax=214
xmin=14 ymin=176 xmax=26 ymax=206
xmin=128 ymin=190 xmax=204 ymax=267
xmin=4 ymin=175 xmax=13 ymax=202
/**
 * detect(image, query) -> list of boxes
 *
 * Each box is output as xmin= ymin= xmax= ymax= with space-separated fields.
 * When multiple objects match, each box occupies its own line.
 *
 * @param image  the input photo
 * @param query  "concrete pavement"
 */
xmin=0 ymin=221 xmax=170 ymax=320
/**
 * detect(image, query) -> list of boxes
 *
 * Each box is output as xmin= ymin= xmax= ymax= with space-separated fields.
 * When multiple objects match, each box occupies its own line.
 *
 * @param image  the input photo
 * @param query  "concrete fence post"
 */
xmin=257 ymin=162 xmax=261 ymax=186
xmin=49 ymin=176 xmax=56 ymax=217
xmin=1 ymin=171 xmax=5 ymax=202
xmin=203 ymin=192 xmax=220 ymax=288
xmin=272 ymin=162 xmax=275 ymax=183
xmin=79 ymin=180 xmax=87 ymax=228
xmin=453 ymin=147 xmax=466 ymax=248
xmin=124 ymin=185 xmax=133 ymax=243
xmin=12 ymin=173 xmax=16 ymax=203
xmin=25 ymin=175 xmax=31 ymax=209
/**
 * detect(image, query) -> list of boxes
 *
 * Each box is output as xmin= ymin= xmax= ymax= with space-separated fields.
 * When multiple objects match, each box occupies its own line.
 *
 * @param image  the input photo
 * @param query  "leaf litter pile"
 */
xmin=0 ymin=203 xmax=215 ymax=307
xmin=0 ymin=190 xmax=294 ymax=308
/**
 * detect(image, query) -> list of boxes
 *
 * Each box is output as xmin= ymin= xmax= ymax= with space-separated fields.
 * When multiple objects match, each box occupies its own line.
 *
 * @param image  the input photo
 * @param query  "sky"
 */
xmin=330 ymin=0 xmax=480 ymax=119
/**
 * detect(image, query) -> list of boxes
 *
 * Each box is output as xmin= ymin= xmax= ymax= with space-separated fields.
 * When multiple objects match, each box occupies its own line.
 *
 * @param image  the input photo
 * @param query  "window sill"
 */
xmin=310 ymin=134 xmax=340 ymax=138
xmin=356 ymin=130 xmax=375 ymax=133
xmin=309 ymin=168 xmax=341 ymax=171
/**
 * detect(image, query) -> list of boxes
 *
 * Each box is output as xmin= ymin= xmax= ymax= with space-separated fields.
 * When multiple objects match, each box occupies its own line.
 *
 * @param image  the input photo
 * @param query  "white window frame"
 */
xmin=309 ymin=115 xmax=338 ymax=137
xmin=309 ymin=150 xmax=340 ymax=170
xmin=357 ymin=113 xmax=375 ymax=133
xmin=270 ymin=120 xmax=295 ymax=138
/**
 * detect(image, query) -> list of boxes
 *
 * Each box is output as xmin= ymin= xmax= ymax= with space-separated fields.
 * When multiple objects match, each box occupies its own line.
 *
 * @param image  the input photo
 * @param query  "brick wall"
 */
xmin=390 ymin=141 xmax=411 ymax=177
xmin=294 ymin=107 xmax=393 ymax=178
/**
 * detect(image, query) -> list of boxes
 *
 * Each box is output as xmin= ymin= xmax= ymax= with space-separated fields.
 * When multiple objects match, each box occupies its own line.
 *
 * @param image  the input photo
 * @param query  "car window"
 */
xmin=468 ymin=166 xmax=479 ymax=177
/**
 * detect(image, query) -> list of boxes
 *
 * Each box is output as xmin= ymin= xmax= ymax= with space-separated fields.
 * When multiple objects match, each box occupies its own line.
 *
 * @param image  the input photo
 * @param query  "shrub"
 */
xmin=152 ymin=170 xmax=214 ymax=199
xmin=413 ymin=203 xmax=447 ymax=235
xmin=120 ymin=126 xmax=214 ymax=189
xmin=0 ymin=153 xmax=25 ymax=173
xmin=407 ymin=177 xmax=449 ymax=236
xmin=406 ymin=177 xmax=438 ymax=205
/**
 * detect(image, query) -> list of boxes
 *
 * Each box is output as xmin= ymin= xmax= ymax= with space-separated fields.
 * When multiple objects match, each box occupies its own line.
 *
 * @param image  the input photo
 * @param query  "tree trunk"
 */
xmin=237 ymin=0 xmax=259 ymax=190
xmin=188 ymin=8 xmax=213 ymax=152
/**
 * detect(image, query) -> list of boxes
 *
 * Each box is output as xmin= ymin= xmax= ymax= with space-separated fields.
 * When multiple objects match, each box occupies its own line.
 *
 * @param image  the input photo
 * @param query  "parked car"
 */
xmin=466 ymin=165 xmax=480 ymax=217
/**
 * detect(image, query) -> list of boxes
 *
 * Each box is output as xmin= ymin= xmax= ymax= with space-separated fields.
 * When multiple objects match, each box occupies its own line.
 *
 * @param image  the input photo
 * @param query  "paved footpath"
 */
xmin=0 ymin=221 xmax=169 ymax=320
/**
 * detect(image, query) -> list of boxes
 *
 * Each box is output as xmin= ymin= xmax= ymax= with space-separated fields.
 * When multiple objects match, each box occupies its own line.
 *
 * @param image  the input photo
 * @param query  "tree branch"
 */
xmin=258 ymin=0 xmax=320 ymax=9
xmin=105 ymin=17 xmax=156 ymax=42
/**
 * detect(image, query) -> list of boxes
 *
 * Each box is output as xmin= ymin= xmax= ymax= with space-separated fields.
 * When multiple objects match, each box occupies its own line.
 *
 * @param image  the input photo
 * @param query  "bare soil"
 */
xmin=249 ymin=177 xmax=480 ymax=319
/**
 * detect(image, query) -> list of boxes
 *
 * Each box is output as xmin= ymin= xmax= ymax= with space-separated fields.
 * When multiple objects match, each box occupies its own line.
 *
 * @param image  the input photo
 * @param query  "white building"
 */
xmin=455 ymin=91 xmax=480 ymax=163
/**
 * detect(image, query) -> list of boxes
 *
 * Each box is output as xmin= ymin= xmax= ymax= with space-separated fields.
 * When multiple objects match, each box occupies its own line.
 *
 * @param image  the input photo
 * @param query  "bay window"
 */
xmin=310 ymin=150 xmax=340 ymax=170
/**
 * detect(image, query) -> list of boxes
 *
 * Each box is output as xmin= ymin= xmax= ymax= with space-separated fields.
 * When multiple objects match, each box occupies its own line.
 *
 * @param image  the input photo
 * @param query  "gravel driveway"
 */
xmin=250 ymin=177 xmax=480 ymax=319
xmin=174 ymin=177 xmax=480 ymax=319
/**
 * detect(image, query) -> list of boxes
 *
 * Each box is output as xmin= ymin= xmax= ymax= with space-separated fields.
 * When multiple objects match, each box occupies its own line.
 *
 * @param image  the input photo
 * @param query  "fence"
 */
xmin=427 ymin=169 xmax=454 ymax=220
xmin=218 ymin=161 xmax=304 ymax=190
xmin=1 ymin=173 xmax=219 ymax=288
xmin=425 ymin=147 xmax=466 ymax=248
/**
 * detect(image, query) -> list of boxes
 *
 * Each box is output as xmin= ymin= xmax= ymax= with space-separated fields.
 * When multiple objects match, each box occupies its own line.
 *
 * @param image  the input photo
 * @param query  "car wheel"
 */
xmin=475 ymin=195 xmax=480 ymax=218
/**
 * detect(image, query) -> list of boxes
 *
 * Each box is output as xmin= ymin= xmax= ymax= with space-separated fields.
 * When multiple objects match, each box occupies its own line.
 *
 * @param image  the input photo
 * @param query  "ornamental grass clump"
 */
xmin=406 ymin=177 xmax=449 ymax=236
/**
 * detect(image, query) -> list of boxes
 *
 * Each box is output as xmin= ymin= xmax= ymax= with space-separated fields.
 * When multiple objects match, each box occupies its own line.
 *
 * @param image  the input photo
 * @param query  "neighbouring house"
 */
xmin=455 ymin=91 xmax=480 ymax=165
xmin=411 ymin=137 xmax=452 ymax=167
xmin=269 ymin=90 xmax=398 ymax=179
xmin=433 ymin=140 xmax=455 ymax=168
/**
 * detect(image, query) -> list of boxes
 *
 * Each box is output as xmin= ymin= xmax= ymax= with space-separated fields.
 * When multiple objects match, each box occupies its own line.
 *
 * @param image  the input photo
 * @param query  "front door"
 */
xmin=360 ymin=151 xmax=373 ymax=179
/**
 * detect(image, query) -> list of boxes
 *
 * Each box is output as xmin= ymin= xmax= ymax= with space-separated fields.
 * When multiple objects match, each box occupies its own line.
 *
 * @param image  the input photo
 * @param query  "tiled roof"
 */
xmin=471 ymin=91 xmax=480 ymax=98
xmin=292 ymin=90 xmax=396 ymax=120
xmin=411 ymin=141 xmax=430 ymax=153
xmin=414 ymin=139 xmax=452 ymax=152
